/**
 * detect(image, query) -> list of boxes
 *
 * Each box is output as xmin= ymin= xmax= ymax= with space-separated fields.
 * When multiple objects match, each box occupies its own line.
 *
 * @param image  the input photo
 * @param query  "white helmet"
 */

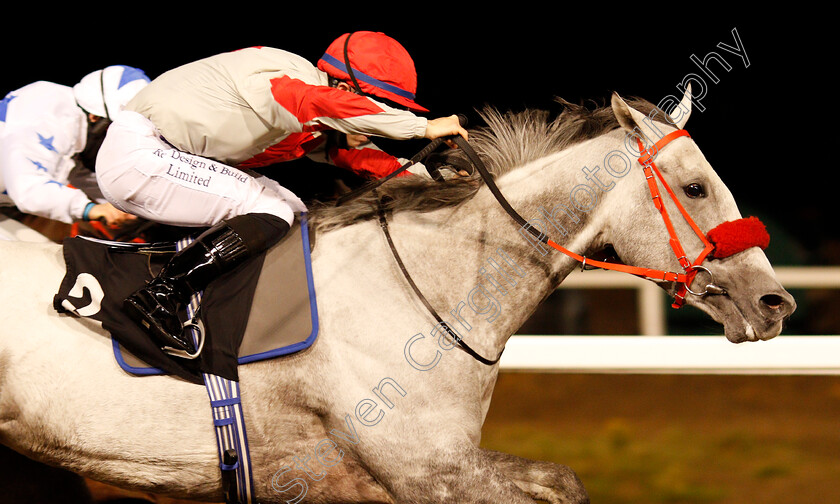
xmin=73 ymin=65 xmax=150 ymax=120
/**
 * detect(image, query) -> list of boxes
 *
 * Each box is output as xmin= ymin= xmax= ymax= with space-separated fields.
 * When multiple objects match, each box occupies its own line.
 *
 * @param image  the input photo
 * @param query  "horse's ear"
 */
xmin=673 ymin=83 xmax=692 ymax=129
xmin=611 ymin=92 xmax=636 ymax=132
xmin=611 ymin=92 xmax=648 ymax=137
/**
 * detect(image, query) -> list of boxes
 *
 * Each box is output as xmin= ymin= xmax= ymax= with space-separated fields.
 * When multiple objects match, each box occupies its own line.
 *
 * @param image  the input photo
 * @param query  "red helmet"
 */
xmin=317 ymin=31 xmax=428 ymax=113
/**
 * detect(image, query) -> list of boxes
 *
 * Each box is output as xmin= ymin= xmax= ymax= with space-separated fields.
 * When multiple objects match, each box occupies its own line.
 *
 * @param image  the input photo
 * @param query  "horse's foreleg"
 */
xmin=376 ymin=443 xmax=553 ymax=503
xmin=481 ymin=449 xmax=589 ymax=504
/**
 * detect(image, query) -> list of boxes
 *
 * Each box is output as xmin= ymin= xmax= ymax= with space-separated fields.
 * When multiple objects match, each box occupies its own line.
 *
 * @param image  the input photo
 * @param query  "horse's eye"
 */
xmin=684 ymin=183 xmax=706 ymax=199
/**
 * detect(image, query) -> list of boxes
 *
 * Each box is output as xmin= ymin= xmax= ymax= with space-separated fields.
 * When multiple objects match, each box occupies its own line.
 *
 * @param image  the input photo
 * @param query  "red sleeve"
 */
xmin=270 ymin=75 xmax=385 ymax=130
xmin=329 ymin=146 xmax=408 ymax=179
xmin=236 ymin=133 xmax=325 ymax=169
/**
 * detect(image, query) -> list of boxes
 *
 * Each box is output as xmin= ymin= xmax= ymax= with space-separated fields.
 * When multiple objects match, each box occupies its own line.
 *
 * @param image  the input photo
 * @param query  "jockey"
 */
xmin=0 ymin=65 xmax=149 ymax=226
xmin=95 ymin=31 xmax=468 ymax=355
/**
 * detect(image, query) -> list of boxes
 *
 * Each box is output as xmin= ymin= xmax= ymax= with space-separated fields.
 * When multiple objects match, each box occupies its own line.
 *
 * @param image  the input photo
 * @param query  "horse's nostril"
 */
xmin=760 ymin=294 xmax=785 ymax=310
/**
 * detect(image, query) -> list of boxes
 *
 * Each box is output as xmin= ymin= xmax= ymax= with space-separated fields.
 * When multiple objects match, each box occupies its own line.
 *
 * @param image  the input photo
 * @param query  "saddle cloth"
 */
xmin=53 ymin=214 xmax=319 ymax=384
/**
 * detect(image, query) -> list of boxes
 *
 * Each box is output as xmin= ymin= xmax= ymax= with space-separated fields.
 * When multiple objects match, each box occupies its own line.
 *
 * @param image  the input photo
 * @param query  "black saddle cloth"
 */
xmin=53 ymin=217 xmax=318 ymax=384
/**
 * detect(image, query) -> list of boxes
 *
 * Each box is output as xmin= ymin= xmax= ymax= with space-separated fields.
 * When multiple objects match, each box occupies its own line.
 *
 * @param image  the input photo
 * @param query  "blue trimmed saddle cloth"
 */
xmin=53 ymin=214 xmax=319 ymax=384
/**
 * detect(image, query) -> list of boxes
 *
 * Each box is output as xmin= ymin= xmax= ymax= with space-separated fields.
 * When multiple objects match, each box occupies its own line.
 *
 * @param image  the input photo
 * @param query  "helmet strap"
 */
xmin=99 ymin=69 xmax=111 ymax=121
xmin=342 ymin=32 xmax=368 ymax=98
xmin=337 ymin=32 xmax=414 ymax=112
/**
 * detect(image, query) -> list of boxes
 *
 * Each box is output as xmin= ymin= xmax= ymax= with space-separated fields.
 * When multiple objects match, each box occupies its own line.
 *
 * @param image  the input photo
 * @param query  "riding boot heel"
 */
xmin=123 ymin=279 xmax=196 ymax=353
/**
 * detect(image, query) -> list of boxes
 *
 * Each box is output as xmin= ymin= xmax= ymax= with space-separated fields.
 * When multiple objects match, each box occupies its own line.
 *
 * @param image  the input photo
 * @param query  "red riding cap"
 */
xmin=317 ymin=31 xmax=428 ymax=113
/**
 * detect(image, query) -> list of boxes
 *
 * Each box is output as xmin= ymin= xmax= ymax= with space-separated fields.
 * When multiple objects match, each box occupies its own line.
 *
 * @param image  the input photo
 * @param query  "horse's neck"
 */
xmin=383 ymin=137 xmax=614 ymax=355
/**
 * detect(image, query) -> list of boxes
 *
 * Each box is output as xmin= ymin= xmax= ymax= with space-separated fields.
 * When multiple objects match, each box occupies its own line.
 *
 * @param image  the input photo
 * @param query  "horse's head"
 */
xmin=603 ymin=88 xmax=795 ymax=342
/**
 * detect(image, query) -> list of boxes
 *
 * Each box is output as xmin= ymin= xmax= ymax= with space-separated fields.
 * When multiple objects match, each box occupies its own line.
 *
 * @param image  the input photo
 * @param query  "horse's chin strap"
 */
xmin=375 ymin=192 xmax=503 ymax=366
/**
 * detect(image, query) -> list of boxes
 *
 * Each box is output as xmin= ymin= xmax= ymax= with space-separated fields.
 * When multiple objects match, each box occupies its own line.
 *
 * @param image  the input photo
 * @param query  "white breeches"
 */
xmin=96 ymin=111 xmax=304 ymax=228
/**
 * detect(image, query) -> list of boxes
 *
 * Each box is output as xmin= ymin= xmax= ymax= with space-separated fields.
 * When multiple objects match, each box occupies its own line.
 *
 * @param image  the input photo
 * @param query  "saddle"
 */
xmin=53 ymin=214 xmax=319 ymax=384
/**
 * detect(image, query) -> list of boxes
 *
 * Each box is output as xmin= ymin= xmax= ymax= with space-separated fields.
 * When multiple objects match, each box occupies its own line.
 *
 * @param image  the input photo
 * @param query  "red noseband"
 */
xmin=707 ymin=216 xmax=770 ymax=259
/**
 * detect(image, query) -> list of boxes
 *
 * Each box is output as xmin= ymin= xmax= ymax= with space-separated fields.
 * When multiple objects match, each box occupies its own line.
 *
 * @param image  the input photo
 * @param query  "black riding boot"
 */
xmin=123 ymin=213 xmax=290 ymax=354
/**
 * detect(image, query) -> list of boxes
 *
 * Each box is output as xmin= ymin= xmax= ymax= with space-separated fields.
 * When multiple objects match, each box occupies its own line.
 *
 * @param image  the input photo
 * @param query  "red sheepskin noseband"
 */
xmin=707 ymin=216 xmax=770 ymax=259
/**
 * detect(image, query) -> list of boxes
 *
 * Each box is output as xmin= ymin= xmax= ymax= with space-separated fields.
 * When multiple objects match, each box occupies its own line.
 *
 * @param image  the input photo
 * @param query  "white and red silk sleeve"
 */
xmin=268 ymin=76 xmax=427 ymax=140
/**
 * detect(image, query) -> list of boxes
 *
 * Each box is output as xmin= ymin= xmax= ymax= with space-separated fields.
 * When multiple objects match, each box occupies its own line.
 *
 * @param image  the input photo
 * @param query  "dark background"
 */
xmin=7 ymin=9 xmax=831 ymax=336
xmin=5 ymin=10 xmax=828 ymax=262
xmin=5 ymin=10 xmax=833 ymax=305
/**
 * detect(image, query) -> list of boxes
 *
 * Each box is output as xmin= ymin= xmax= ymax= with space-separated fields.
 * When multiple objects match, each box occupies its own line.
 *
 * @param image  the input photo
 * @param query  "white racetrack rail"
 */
xmin=501 ymin=335 xmax=840 ymax=375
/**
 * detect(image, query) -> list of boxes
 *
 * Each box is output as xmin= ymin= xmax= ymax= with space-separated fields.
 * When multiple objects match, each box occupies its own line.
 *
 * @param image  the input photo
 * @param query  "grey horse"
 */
xmin=0 ymin=90 xmax=793 ymax=503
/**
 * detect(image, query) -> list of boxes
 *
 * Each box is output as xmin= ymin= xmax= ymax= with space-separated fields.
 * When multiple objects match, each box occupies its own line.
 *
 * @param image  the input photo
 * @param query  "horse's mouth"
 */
xmin=599 ymin=246 xmax=795 ymax=343
xmin=695 ymin=290 xmax=791 ymax=343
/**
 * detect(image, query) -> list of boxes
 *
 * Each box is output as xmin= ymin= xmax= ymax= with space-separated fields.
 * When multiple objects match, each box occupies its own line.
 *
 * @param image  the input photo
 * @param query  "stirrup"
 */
xmin=123 ymin=289 xmax=197 ymax=355
xmin=161 ymin=317 xmax=205 ymax=360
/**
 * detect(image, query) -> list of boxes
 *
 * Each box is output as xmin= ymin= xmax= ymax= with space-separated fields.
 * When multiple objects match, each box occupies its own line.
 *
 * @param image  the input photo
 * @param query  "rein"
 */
xmin=376 ymin=193 xmax=502 ymax=365
xmin=334 ymin=135 xmax=451 ymax=206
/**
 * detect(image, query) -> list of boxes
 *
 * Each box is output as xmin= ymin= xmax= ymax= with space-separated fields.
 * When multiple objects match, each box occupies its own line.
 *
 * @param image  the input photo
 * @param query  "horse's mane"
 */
xmin=307 ymin=96 xmax=666 ymax=233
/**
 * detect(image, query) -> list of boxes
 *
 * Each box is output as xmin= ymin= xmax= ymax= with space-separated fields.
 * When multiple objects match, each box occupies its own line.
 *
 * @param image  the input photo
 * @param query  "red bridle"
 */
xmin=374 ymin=127 xmax=770 ymax=366
xmin=450 ymin=132 xmax=770 ymax=311
xmin=542 ymin=129 xmax=767 ymax=309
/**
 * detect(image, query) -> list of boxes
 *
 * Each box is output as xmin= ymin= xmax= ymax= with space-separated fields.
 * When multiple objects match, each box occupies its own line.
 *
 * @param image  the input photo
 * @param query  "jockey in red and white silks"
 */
xmin=97 ymin=40 xmax=460 ymax=229
xmin=0 ymin=66 xmax=149 ymax=225
xmin=97 ymin=32 xmax=468 ymax=356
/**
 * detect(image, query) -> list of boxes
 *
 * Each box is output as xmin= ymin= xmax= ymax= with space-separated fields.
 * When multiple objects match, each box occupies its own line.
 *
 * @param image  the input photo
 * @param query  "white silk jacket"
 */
xmin=0 ymin=81 xmax=92 ymax=223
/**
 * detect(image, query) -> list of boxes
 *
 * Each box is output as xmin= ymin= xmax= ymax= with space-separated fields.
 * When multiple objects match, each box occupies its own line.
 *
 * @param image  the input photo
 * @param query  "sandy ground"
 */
xmin=481 ymin=372 xmax=840 ymax=504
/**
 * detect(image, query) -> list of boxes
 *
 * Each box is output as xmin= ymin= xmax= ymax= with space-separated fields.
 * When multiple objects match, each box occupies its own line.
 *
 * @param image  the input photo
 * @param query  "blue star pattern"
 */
xmin=0 ymin=94 xmax=16 ymax=122
xmin=117 ymin=65 xmax=150 ymax=89
xmin=28 ymin=159 xmax=49 ymax=172
xmin=37 ymin=133 xmax=57 ymax=152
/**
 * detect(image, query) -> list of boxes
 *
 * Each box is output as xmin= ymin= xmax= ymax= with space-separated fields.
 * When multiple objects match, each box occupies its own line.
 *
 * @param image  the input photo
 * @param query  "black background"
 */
xmin=4 ymin=9 xmax=832 ymax=266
